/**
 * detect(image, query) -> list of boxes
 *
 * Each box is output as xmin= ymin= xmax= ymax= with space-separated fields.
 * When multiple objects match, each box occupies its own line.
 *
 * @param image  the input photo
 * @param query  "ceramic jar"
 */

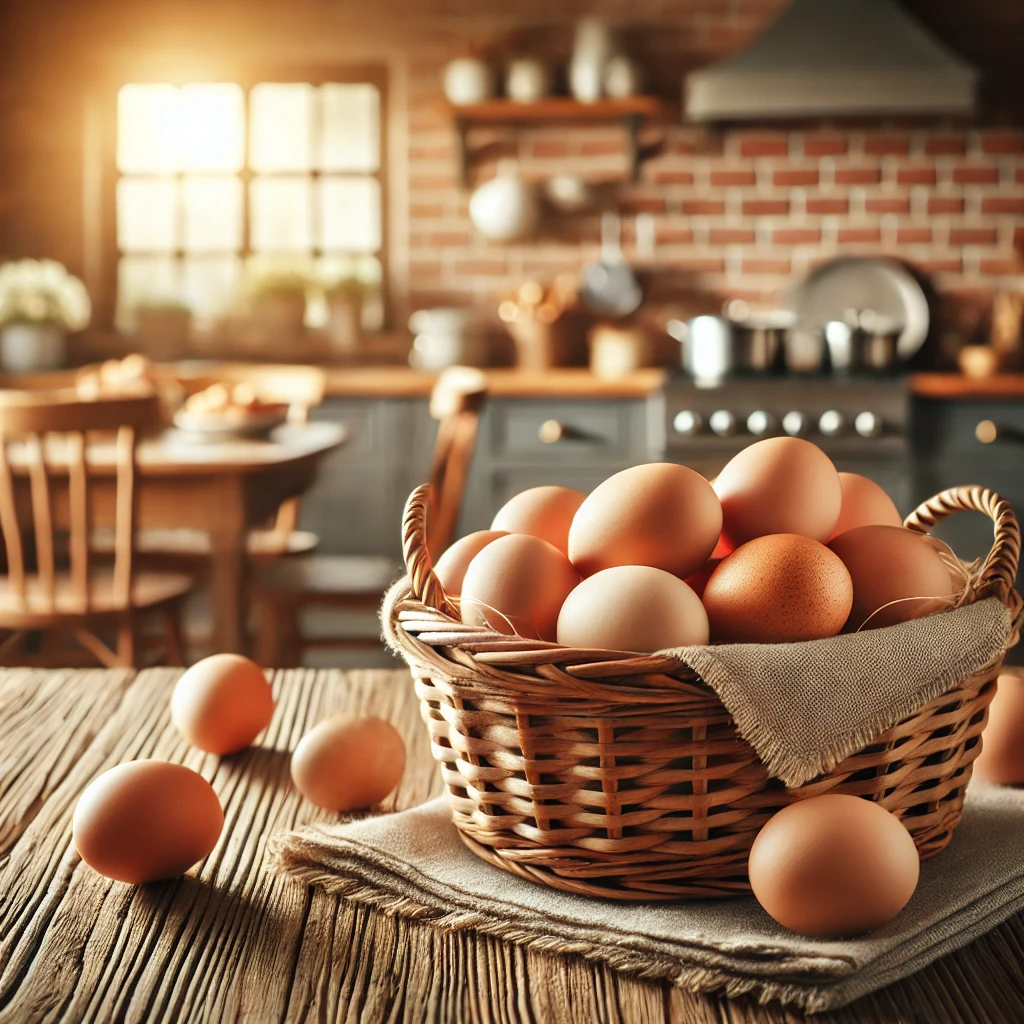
xmin=0 ymin=322 xmax=66 ymax=373
xmin=443 ymin=58 xmax=495 ymax=105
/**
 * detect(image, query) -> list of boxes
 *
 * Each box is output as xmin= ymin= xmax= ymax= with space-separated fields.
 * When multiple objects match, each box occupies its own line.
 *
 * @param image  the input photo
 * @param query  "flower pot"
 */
xmin=252 ymin=293 xmax=307 ymax=347
xmin=0 ymin=323 xmax=67 ymax=374
xmin=325 ymin=294 xmax=363 ymax=354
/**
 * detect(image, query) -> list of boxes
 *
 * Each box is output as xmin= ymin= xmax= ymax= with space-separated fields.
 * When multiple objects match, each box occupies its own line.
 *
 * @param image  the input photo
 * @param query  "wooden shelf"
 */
xmin=448 ymin=96 xmax=672 ymax=186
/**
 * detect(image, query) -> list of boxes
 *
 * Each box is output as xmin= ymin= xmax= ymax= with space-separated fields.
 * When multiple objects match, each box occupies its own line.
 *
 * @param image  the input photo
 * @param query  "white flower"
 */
xmin=0 ymin=259 xmax=91 ymax=331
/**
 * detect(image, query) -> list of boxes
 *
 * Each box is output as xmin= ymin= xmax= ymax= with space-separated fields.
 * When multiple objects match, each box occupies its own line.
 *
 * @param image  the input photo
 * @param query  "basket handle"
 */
xmin=401 ymin=483 xmax=458 ymax=618
xmin=904 ymin=486 xmax=1021 ymax=606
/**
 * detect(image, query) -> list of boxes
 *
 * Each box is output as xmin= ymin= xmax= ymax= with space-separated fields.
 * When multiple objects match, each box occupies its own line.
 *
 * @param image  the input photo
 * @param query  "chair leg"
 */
xmin=163 ymin=602 xmax=186 ymax=667
xmin=115 ymin=616 xmax=138 ymax=668
xmin=256 ymin=597 xmax=303 ymax=669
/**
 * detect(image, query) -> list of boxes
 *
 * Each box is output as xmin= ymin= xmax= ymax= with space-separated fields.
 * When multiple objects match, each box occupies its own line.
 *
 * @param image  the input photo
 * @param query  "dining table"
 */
xmin=1 ymin=664 xmax=1021 ymax=1024
xmin=3 ymin=421 xmax=346 ymax=655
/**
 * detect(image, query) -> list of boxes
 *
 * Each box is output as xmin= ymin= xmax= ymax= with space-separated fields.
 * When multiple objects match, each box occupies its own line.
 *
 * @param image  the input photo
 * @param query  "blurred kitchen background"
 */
xmin=0 ymin=0 xmax=1022 ymax=662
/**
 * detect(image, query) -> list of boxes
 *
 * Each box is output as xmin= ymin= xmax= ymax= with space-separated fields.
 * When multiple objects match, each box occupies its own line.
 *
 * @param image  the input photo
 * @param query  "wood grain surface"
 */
xmin=1 ymin=667 xmax=1022 ymax=1024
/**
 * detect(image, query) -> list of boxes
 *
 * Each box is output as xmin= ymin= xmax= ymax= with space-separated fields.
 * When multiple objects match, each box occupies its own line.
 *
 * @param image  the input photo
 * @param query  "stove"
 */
xmin=654 ymin=375 xmax=910 ymax=507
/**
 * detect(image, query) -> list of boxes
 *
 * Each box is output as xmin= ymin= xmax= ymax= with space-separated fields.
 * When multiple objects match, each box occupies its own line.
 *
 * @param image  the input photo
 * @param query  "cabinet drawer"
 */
xmin=488 ymin=400 xmax=642 ymax=461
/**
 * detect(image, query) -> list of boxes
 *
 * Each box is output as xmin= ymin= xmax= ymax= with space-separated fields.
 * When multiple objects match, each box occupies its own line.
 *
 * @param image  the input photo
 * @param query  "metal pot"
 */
xmin=667 ymin=312 xmax=789 ymax=384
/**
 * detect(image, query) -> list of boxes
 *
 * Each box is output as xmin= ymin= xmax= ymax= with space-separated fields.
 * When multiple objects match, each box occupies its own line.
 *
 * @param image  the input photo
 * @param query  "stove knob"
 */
xmin=673 ymin=410 xmax=704 ymax=436
xmin=746 ymin=410 xmax=776 ymax=436
xmin=782 ymin=410 xmax=808 ymax=437
xmin=709 ymin=410 xmax=737 ymax=437
xmin=818 ymin=410 xmax=846 ymax=437
xmin=854 ymin=411 xmax=883 ymax=438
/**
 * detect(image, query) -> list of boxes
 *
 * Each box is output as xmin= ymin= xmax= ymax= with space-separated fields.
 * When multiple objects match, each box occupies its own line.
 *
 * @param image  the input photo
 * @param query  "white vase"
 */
xmin=0 ymin=323 xmax=67 ymax=374
xmin=443 ymin=58 xmax=495 ymax=106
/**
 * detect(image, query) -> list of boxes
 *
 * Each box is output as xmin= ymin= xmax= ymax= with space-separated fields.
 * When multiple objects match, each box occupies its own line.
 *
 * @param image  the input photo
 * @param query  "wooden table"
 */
xmin=2 ymin=667 xmax=1022 ymax=1024
xmin=5 ymin=422 xmax=346 ymax=655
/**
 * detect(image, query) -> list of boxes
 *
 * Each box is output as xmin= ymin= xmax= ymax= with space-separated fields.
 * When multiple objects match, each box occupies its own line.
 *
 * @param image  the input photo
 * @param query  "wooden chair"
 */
xmin=252 ymin=366 xmax=488 ymax=666
xmin=0 ymin=392 xmax=193 ymax=667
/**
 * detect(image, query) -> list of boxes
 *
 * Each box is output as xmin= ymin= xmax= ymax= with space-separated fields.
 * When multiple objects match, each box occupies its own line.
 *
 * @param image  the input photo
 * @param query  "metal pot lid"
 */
xmin=780 ymin=255 xmax=929 ymax=361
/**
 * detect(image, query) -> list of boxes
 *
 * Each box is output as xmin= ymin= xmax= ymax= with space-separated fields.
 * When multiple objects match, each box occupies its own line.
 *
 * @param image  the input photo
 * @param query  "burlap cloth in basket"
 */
xmin=271 ymin=780 xmax=1024 ymax=1012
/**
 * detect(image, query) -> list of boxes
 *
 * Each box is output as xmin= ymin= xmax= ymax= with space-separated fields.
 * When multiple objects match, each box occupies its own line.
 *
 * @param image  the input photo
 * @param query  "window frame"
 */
xmin=85 ymin=62 xmax=389 ymax=333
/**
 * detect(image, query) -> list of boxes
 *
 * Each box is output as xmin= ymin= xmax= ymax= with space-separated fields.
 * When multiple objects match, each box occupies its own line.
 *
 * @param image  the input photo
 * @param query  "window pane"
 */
xmin=177 ymin=84 xmax=244 ymax=173
xmin=183 ymin=177 xmax=243 ymax=252
xmin=118 ymin=84 xmax=178 ymax=174
xmin=117 ymin=178 xmax=178 ymax=252
xmin=182 ymin=256 xmax=241 ymax=328
xmin=321 ymin=84 xmax=380 ymax=172
xmin=250 ymin=83 xmax=314 ymax=172
xmin=250 ymin=176 xmax=312 ymax=251
xmin=116 ymin=256 xmax=181 ymax=330
xmin=319 ymin=177 xmax=380 ymax=252
xmin=317 ymin=254 xmax=383 ymax=330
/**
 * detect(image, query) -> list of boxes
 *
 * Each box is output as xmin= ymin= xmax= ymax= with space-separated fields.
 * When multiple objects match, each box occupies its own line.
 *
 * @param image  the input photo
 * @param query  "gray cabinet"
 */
xmin=299 ymin=394 xmax=656 ymax=556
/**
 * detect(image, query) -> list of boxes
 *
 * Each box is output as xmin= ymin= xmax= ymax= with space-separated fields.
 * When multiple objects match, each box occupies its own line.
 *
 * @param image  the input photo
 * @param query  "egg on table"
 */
xmin=432 ymin=529 xmax=508 ymax=599
xmin=73 ymin=760 xmax=224 ymax=884
xmin=556 ymin=565 xmax=709 ymax=652
xmin=748 ymin=794 xmax=919 ymax=936
xmin=490 ymin=486 xmax=586 ymax=555
xmin=702 ymin=534 xmax=853 ymax=643
xmin=170 ymin=654 xmax=275 ymax=755
xmin=460 ymin=533 xmax=579 ymax=641
xmin=714 ymin=437 xmax=842 ymax=547
xmin=975 ymin=671 xmax=1024 ymax=785
xmin=830 ymin=473 xmax=903 ymax=539
xmin=829 ymin=525 xmax=954 ymax=631
xmin=291 ymin=714 xmax=406 ymax=811
xmin=568 ymin=463 xmax=722 ymax=579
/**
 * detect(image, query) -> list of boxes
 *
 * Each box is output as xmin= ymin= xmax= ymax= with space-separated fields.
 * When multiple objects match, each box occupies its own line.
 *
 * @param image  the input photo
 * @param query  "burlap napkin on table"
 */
xmin=271 ymin=781 xmax=1024 ymax=1012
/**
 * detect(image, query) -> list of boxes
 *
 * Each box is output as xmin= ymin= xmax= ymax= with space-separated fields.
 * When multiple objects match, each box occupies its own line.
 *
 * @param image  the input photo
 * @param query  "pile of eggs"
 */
xmin=72 ymin=654 xmax=406 ymax=886
xmin=436 ymin=436 xmax=957 ymax=652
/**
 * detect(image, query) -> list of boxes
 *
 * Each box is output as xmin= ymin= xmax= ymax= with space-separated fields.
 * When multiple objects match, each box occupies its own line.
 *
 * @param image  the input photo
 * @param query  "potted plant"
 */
xmin=0 ymin=259 xmax=91 ymax=373
xmin=246 ymin=265 xmax=311 ymax=346
xmin=132 ymin=299 xmax=193 ymax=357
xmin=323 ymin=275 xmax=367 ymax=354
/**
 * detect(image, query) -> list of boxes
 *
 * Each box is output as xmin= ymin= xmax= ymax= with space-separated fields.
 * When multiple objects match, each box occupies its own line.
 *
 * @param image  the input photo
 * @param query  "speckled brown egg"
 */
xmin=829 ymin=473 xmax=903 ymax=539
xmin=702 ymin=534 xmax=853 ymax=643
xmin=714 ymin=437 xmax=842 ymax=547
xmin=490 ymin=485 xmax=586 ymax=555
xmin=748 ymin=794 xmax=920 ymax=937
xmin=433 ymin=530 xmax=508 ymax=598
xmin=975 ymin=671 xmax=1024 ymax=785
xmin=829 ymin=525 xmax=955 ymax=632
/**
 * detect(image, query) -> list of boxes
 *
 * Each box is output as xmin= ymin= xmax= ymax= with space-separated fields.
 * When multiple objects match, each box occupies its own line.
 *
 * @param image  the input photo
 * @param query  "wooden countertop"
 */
xmin=910 ymin=373 xmax=1024 ymax=400
xmin=3 ymin=665 xmax=1022 ymax=1024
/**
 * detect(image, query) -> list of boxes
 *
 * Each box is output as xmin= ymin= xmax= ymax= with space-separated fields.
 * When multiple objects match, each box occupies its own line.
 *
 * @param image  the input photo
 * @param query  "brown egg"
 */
xmin=703 ymin=534 xmax=853 ymax=643
xmin=556 ymin=565 xmax=709 ymax=653
xmin=748 ymin=794 xmax=920 ymax=937
xmin=72 ymin=760 xmax=223 ymax=884
xmin=490 ymin=486 xmax=586 ymax=555
xmin=568 ymin=463 xmax=722 ymax=579
xmin=714 ymin=438 xmax=842 ymax=547
xmin=170 ymin=654 xmax=275 ymax=755
xmin=291 ymin=714 xmax=406 ymax=811
xmin=829 ymin=525 xmax=954 ymax=632
xmin=433 ymin=530 xmax=508 ymax=598
xmin=683 ymin=557 xmax=722 ymax=599
xmin=829 ymin=473 xmax=903 ymax=539
xmin=975 ymin=671 xmax=1024 ymax=785
xmin=461 ymin=533 xmax=579 ymax=641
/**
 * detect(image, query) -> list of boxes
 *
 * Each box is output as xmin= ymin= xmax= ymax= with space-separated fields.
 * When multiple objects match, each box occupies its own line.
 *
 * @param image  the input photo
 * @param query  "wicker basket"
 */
xmin=384 ymin=485 xmax=1023 ymax=901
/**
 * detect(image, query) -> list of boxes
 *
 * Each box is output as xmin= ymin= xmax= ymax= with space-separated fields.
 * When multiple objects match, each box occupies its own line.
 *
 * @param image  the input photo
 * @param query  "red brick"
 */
xmin=773 ymin=168 xmax=819 ymax=186
xmin=738 ymin=134 xmax=789 ymax=158
xmin=670 ymin=257 xmax=726 ymax=273
xmin=409 ymin=173 xmax=456 ymax=190
xmin=742 ymin=199 xmax=789 ymax=215
xmin=897 ymin=227 xmax=932 ymax=244
xmin=864 ymin=135 xmax=910 ymax=156
xmin=620 ymin=196 xmax=667 ymax=214
xmin=865 ymin=197 xmax=911 ymax=214
xmin=980 ymin=196 xmax=1024 ymax=214
xmin=410 ymin=203 xmax=445 ymax=220
xmin=806 ymin=197 xmax=849 ymax=215
xmin=422 ymin=230 xmax=472 ymax=247
xmin=742 ymin=258 xmax=791 ymax=275
xmin=681 ymin=199 xmax=726 ymax=215
xmin=709 ymin=228 xmax=756 ymax=244
xmin=408 ymin=258 xmax=444 ymax=277
xmin=803 ymin=136 xmax=848 ymax=157
xmin=530 ymin=139 xmax=571 ymax=158
xmin=928 ymin=197 xmax=965 ymax=214
xmin=835 ymin=166 xmax=882 ymax=185
xmin=709 ymin=169 xmax=757 ymax=187
xmin=837 ymin=227 xmax=882 ymax=243
xmin=652 ymin=170 xmax=695 ymax=185
xmin=952 ymin=164 xmax=1000 ymax=184
xmin=772 ymin=228 xmax=821 ymax=244
xmin=949 ymin=228 xmax=998 ymax=245
xmin=919 ymin=257 xmax=963 ymax=272
xmin=1018 ymin=167 xmax=1024 ymax=183
xmin=657 ymin=228 xmax=693 ymax=245
xmin=580 ymin=139 xmax=625 ymax=157
xmin=980 ymin=258 xmax=1024 ymax=274
xmin=979 ymin=131 xmax=1024 ymax=155
xmin=924 ymin=134 xmax=967 ymax=155
xmin=1016 ymin=226 xmax=1024 ymax=250
xmin=453 ymin=259 xmax=509 ymax=276
xmin=409 ymin=143 xmax=453 ymax=161
xmin=896 ymin=166 xmax=937 ymax=185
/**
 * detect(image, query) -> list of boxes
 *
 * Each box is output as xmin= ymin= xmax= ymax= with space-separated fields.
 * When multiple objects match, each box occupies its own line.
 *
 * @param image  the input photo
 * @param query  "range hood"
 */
xmin=686 ymin=0 xmax=977 ymax=122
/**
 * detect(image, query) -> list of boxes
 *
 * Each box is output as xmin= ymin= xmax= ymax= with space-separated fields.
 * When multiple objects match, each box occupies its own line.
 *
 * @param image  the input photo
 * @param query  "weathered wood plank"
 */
xmin=0 ymin=666 xmax=1023 ymax=1024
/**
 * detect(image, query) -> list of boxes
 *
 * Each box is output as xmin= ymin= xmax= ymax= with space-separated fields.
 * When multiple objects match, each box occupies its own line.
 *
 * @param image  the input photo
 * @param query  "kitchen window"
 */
xmin=111 ymin=71 xmax=385 ymax=333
